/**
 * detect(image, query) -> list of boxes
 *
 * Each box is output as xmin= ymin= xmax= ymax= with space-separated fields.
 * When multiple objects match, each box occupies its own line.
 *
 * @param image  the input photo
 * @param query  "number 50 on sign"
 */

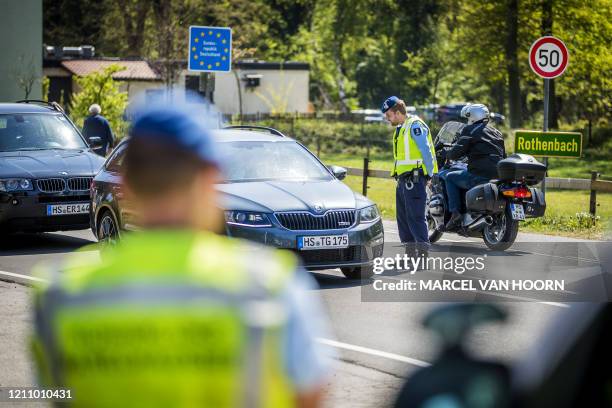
xmin=529 ymin=36 xmax=569 ymax=79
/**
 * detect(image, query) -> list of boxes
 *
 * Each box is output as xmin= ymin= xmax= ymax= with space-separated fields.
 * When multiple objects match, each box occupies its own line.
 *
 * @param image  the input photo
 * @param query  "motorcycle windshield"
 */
xmin=435 ymin=121 xmax=465 ymax=144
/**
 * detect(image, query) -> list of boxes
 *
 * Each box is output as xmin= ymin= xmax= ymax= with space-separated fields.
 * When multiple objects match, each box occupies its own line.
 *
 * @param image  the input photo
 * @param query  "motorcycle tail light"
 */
xmin=503 ymin=187 xmax=531 ymax=198
xmin=515 ymin=187 xmax=531 ymax=198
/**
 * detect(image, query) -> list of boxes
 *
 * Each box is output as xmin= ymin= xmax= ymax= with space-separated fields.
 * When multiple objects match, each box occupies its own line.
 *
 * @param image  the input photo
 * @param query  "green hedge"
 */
xmin=233 ymin=118 xmax=444 ymax=157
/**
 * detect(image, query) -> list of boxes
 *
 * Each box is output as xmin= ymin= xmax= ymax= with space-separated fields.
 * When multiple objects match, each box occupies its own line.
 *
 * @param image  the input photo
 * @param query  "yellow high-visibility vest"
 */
xmin=32 ymin=230 xmax=297 ymax=408
xmin=392 ymin=115 xmax=438 ymax=177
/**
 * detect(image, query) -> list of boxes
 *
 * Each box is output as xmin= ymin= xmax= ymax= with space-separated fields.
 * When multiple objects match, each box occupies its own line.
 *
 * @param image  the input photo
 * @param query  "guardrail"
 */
xmin=345 ymin=159 xmax=612 ymax=216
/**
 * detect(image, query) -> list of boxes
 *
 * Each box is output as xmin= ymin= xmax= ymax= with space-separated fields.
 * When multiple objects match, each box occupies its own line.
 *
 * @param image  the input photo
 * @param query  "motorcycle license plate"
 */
xmin=510 ymin=203 xmax=525 ymax=220
xmin=298 ymin=234 xmax=349 ymax=250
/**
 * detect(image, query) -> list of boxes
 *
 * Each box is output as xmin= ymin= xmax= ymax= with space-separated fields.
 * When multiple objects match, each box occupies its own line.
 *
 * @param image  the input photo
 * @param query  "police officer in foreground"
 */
xmin=444 ymin=103 xmax=506 ymax=230
xmin=381 ymin=96 xmax=438 ymax=257
xmin=32 ymin=104 xmax=332 ymax=408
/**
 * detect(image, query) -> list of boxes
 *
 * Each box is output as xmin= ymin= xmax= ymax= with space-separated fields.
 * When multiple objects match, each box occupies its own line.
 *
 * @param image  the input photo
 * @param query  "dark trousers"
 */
xmin=396 ymin=177 xmax=429 ymax=247
xmin=445 ymin=169 xmax=489 ymax=213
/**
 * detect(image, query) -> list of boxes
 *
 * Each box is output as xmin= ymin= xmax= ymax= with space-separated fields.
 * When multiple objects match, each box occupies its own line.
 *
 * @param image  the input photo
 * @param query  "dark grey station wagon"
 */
xmin=91 ymin=126 xmax=384 ymax=279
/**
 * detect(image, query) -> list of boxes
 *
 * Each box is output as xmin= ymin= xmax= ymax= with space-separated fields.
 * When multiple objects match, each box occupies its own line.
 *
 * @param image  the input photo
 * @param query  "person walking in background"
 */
xmin=32 ymin=103 xmax=332 ymax=408
xmin=82 ymin=103 xmax=115 ymax=156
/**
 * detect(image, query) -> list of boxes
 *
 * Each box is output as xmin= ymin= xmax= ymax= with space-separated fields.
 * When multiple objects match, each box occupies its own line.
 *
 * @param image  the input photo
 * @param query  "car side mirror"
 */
xmin=329 ymin=165 xmax=347 ymax=180
xmin=87 ymin=136 xmax=103 ymax=150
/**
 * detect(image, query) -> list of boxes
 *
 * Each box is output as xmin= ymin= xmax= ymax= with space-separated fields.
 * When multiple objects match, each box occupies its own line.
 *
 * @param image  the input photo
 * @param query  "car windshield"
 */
xmin=0 ymin=113 xmax=87 ymax=152
xmin=221 ymin=141 xmax=333 ymax=182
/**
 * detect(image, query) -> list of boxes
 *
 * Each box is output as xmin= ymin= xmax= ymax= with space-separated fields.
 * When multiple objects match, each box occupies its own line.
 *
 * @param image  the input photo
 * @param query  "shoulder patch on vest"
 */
xmin=411 ymin=121 xmax=426 ymax=137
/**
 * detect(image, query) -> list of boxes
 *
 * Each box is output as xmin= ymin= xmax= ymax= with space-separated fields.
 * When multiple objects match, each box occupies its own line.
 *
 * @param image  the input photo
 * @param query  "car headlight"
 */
xmin=224 ymin=211 xmax=272 ymax=227
xmin=358 ymin=205 xmax=380 ymax=223
xmin=0 ymin=178 xmax=33 ymax=192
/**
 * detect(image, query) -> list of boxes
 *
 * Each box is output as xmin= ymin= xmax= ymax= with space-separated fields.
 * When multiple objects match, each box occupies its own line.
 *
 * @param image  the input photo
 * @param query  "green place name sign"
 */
xmin=514 ymin=130 xmax=582 ymax=158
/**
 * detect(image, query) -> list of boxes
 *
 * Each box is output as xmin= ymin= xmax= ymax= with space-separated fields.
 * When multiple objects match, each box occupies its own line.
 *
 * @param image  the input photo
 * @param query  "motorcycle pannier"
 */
xmin=524 ymin=187 xmax=546 ymax=218
xmin=465 ymin=182 xmax=506 ymax=214
xmin=497 ymin=154 xmax=547 ymax=185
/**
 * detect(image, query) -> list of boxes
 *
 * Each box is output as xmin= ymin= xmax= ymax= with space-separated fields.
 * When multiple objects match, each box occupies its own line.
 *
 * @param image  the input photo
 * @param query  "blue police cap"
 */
xmin=129 ymin=105 xmax=220 ymax=167
xmin=381 ymin=96 xmax=400 ymax=113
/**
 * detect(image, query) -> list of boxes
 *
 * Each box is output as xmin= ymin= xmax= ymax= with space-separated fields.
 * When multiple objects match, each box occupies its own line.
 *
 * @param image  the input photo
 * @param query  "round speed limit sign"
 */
xmin=529 ymin=36 xmax=569 ymax=79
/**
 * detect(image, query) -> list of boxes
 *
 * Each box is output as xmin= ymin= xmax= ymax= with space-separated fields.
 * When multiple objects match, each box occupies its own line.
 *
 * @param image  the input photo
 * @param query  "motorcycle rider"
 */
xmin=444 ymin=104 xmax=506 ymax=230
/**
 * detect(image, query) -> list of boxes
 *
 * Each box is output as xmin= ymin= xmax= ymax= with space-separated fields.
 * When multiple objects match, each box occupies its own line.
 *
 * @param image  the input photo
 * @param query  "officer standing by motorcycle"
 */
xmin=31 ymin=103 xmax=332 ymax=407
xmin=444 ymin=103 xmax=506 ymax=229
xmin=382 ymin=96 xmax=438 ymax=256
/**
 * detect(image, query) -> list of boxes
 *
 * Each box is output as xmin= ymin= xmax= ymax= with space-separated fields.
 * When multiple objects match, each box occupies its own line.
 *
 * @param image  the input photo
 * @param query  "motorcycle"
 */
xmin=393 ymin=303 xmax=612 ymax=408
xmin=426 ymin=121 xmax=547 ymax=251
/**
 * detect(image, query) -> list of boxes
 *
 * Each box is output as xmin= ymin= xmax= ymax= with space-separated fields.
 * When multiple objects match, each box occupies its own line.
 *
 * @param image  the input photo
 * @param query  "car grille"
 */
xmin=275 ymin=210 xmax=356 ymax=230
xmin=293 ymin=246 xmax=361 ymax=264
xmin=67 ymin=177 xmax=93 ymax=191
xmin=36 ymin=178 xmax=66 ymax=193
xmin=36 ymin=177 xmax=93 ymax=193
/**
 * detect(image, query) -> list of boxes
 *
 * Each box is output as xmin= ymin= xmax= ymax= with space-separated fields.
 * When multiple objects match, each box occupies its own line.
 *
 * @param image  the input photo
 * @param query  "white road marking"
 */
xmin=506 ymin=249 xmax=600 ymax=264
xmin=0 ymin=270 xmax=47 ymax=283
xmin=317 ymin=337 xmax=431 ymax=367
xmin=0 ymin=270 xmax=433 ymax=368
xmin=384 ymin=227 xmax=600 ymax=263
xmin=385 ymin=227 xmax=479 ymax=243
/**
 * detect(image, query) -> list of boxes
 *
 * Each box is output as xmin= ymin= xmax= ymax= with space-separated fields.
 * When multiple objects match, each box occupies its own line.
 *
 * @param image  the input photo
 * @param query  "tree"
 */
xmin=505 ymin=0 xmax=523 ymax=127
xmin=12 ymin=54 xmax=41 ymax=99
xmin=43 ymin=0 xmax=107 ymax=47
xmin=453 ymin=0 xmax=509 ymax=112
xmin=551 ymin=0 xmax=611 ymax=127
xmin=70 ymin=65 xmax=129 ymax=137
xmin=541 ymin=0 xmax=558 ymax=128
xmin=100 ymin=0 xmax=151 ymax=57
xmin=45 ymin=0 xmax=610 ymax=127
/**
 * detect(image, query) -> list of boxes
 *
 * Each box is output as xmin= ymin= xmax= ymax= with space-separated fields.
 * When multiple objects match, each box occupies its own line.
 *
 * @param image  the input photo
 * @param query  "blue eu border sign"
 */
xmin=188 ymin=26 xmax=232 ymax=72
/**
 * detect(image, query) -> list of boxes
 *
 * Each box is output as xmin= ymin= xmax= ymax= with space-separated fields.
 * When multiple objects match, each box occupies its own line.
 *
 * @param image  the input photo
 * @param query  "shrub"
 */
xmin=524 ymin=211 xmax=601 ymax=234
xmin=70 ymin=64 xmax=129 ymax=138
xmin=235 ymin=118 xmax=395 ymax=156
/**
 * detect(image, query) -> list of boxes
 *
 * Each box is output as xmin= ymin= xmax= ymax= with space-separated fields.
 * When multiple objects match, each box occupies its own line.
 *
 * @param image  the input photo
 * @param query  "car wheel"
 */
xmin=341 ymin=265 xmax=374 ymax=280
xmin=97 ymin=210 xmax=119 ymax=245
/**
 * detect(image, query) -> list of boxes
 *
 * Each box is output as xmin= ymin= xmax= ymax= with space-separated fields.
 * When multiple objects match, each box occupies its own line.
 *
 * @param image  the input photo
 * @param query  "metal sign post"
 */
xmin=528 ymin=36 xmax=569 ymax=198
xmin=542 ymin=78 xmax=549 ymax=195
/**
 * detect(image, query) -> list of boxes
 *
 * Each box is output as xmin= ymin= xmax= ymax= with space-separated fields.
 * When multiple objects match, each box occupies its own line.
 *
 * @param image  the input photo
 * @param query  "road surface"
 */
xmin=0 ymin=222 xmax=603 ymax=407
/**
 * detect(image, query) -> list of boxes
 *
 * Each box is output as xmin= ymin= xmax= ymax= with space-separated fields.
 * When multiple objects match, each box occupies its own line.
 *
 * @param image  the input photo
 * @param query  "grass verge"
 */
xmin=340 ymin=175 xmax=610 ymax=240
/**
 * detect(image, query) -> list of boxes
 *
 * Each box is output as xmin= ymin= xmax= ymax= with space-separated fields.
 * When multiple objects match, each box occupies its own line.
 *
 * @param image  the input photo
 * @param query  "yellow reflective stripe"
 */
xmin=402 ymin=122 xmax=411 ymax=160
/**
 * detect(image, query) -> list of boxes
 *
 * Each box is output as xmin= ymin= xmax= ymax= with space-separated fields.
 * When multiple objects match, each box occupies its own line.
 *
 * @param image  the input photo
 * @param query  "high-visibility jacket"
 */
xmin=392 ymin=115 xmax=438 ymax=177
xmin=32 ymin=230 xmax=297 ymax=408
